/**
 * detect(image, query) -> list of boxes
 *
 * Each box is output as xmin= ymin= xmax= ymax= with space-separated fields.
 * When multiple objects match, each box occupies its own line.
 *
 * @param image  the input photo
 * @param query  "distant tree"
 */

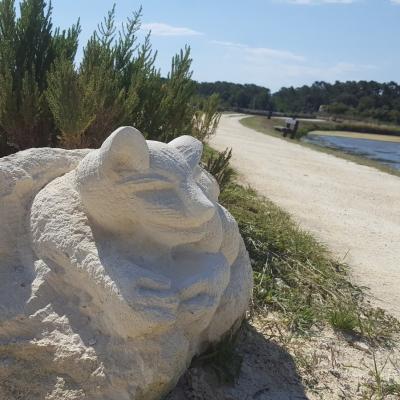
xmin=272 ymin=80 xmax=400 ymax=124
xmin=196 ymin=81 xmax=272 ymax=111
xmin=357 ymin=96 xmax=375 ymax=112
xmin=325 ymin=102 xmax=348 ymax=116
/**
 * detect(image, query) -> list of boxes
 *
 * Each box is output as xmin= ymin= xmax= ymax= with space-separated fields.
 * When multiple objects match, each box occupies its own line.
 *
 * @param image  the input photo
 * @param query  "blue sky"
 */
xmin=48 ymin=0 xmax=400 ymax=91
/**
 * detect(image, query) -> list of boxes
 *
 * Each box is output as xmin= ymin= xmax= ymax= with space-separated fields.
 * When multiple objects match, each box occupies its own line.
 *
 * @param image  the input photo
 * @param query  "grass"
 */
xmin=328 ymin=307 xmax=358 ymax=332
xmin=361 ymin=352 xmax=400 ymax=399
xmin=298 ymin=118 xmax=400 ymax=138
xmin=240 ymin=115 xmax=400 ymax=178
xmin=202 ymin=145 xmax=399 ymax=343
xmin=308 ymin=130 xmax=400 ymax=143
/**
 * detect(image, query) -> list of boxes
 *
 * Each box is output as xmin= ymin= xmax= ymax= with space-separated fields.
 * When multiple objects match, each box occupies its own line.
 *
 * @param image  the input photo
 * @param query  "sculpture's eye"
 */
xmin=118 ymin=174 xmax=176 ymax=192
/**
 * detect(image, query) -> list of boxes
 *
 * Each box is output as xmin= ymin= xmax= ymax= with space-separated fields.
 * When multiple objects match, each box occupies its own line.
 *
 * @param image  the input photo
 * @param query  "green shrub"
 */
xmin=192 ymin=94 xmax=221 ymax=142
xmin=202 ymin=146 xmax=235 ymax=190
xmin=0 ymin=0 xmax=80 ymax=151
xmin=0 ymin=1 xmax=220 ymax=153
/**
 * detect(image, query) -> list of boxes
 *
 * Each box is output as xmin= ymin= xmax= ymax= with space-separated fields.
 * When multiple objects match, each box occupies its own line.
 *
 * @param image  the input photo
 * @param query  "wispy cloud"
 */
xmin=141 ymin=22 xmax=203 ymax=37
xmin=209 ymin=39 xmax=376 ymax=90
xmin=279 ymin=62 xmax=376 ymax=79
xmin=284 ymin=0 xmax=357 ymax=4
xmin=390 ymin=0 xmax=400 ymax=4
xmin=211 ymin=40 xmax=305 ymax=62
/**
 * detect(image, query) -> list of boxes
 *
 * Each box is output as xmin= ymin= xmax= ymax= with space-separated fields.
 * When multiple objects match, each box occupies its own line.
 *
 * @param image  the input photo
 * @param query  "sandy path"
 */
xmin=210 ymin=114 xmax=400 ymax=318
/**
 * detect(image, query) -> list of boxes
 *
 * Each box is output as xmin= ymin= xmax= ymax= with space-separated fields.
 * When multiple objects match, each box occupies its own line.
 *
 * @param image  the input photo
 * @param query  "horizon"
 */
xmin=30 ymin=0 xmax=400 ymax=91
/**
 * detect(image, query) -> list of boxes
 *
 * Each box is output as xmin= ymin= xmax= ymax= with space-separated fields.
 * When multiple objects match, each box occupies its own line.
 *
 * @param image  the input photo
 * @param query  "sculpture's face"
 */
xmin=76 ymin=128 xmax=221 ymax=247
xmin=73 ymin=128 xmax=229 ymax=339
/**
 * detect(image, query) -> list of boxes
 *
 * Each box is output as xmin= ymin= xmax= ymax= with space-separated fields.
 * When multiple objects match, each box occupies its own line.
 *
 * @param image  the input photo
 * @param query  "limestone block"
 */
xmin=0 ymin=127 xmax=253 ymax=399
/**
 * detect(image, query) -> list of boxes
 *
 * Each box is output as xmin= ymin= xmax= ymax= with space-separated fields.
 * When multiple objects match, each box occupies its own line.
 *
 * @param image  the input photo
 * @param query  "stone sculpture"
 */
xmin=0 ymin=127 xmax=253 ymax=399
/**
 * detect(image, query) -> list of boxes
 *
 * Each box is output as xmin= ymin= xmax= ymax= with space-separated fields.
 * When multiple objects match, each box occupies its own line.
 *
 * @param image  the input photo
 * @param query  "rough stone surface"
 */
xmin=0 ymin=127 xmax=253 ymax=400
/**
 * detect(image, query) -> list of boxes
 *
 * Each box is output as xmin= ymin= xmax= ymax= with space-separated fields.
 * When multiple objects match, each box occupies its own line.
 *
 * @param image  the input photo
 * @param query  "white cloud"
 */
xmin=210 ymin=40 xmax=245 ymax=48
xmin=391 ymin=0 xmax=400 ymax=4
xmin=211 ymin=40 xmax=305 ymax=62
xmin=141 ymin=22 xmax=203 ymax=37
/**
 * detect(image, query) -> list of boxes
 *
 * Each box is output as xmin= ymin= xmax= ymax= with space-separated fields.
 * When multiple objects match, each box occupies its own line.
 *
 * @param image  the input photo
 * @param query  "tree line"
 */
xmin=271 ymin=81 xmax=400 ymax=124
xmin=196 ymin=80 xmax=400 ymax=124
xmin=0 ymin=0 xmax=219 ymax=156
xmin=196 ymin=81 xmax=272 ymax=111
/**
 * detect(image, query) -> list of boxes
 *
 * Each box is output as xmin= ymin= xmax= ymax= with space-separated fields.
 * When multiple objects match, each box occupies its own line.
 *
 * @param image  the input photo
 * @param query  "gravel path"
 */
xmin=210 ymin=114 xmax=400 ymax=318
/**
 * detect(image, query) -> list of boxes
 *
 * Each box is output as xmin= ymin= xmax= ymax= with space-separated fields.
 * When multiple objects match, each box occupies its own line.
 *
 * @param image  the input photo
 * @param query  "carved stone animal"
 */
xmin=0 ymin=127 xmax=253 ymax=399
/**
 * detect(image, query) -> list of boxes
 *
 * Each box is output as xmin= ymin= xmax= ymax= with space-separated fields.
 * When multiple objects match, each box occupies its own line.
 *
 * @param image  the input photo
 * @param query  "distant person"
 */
xmin=290 ymin=119 xmax=299 ymax=139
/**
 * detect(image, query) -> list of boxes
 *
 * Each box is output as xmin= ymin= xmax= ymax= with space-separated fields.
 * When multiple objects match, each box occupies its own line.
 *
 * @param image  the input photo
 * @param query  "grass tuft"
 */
xmin=328 ymin=307 xmax=358 ymax=333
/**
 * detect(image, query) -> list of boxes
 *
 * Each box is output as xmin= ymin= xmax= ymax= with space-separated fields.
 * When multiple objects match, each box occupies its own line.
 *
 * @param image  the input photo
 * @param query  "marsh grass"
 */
xmin=299 ymin=119 xmax=400 ymax=138
xmin=241 ymin=115 xmax=400 ymax=178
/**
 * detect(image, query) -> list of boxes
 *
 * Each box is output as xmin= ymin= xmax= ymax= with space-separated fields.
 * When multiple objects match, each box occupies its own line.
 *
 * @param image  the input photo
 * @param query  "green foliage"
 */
xmin=0 ymin=2 xmax=221 ymax=153
xmin=46 ymin=56 xmax=94 ymax=148
xmin=48 ymin=5 xmax=143 ymax=147
xmin=0 ymin=0 xmax=80 ymax=150
xmin=46 ymin=7 xmax=217 ymax=147
xmin=202 ymin=146 xmax=234 ymax=190
xmin=191 ymin=93 xmax=221 ymax=142
xmin=196 ymin=81 xmax=272 ymax=111
xmin=326 ymin=101 xmax=349 ymax=116
xmin=328 ymin=307 xmax=358 ymax=332
xmin=272 ymin=80 xmax=400 ymax=125
xmin=157 ymin=47 xmax=195 ymax=141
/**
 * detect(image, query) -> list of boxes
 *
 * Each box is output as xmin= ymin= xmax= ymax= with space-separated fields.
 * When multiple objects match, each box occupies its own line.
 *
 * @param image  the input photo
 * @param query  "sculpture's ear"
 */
xmin=169 ymin=135 xmax=203 ymax=169
xmin=99 ymin=126 xmax=150 ymax=172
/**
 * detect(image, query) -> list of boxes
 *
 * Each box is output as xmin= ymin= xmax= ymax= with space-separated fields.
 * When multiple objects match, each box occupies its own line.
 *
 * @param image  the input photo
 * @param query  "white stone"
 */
xmin=0 ymin=127 xmax=253 ymax=399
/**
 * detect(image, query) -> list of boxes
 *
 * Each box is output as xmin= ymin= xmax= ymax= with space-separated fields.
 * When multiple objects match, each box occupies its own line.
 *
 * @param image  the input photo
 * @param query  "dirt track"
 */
xmin=210 ymin=114 xmax=400 ymax=318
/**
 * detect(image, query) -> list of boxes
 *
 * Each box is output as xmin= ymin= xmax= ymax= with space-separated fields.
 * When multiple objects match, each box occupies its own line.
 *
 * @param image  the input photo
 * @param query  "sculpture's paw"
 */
xmin=122 ymin=266 xmax=180 ymax=333
xmin=173 ymin=252 xmax=230 ymax=299
xmin=173 ymin=252 xmax=231 ymax=334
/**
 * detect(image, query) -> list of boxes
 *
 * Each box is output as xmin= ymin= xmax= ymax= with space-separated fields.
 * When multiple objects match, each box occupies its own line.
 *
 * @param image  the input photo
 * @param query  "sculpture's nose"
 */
xmin=182 ymin=181 xmax=215 ymax=223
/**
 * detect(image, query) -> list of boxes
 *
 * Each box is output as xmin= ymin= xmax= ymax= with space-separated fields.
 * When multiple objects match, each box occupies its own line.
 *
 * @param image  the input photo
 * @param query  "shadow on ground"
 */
xmin=166 ymin=322 xmax=308 ymax=400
